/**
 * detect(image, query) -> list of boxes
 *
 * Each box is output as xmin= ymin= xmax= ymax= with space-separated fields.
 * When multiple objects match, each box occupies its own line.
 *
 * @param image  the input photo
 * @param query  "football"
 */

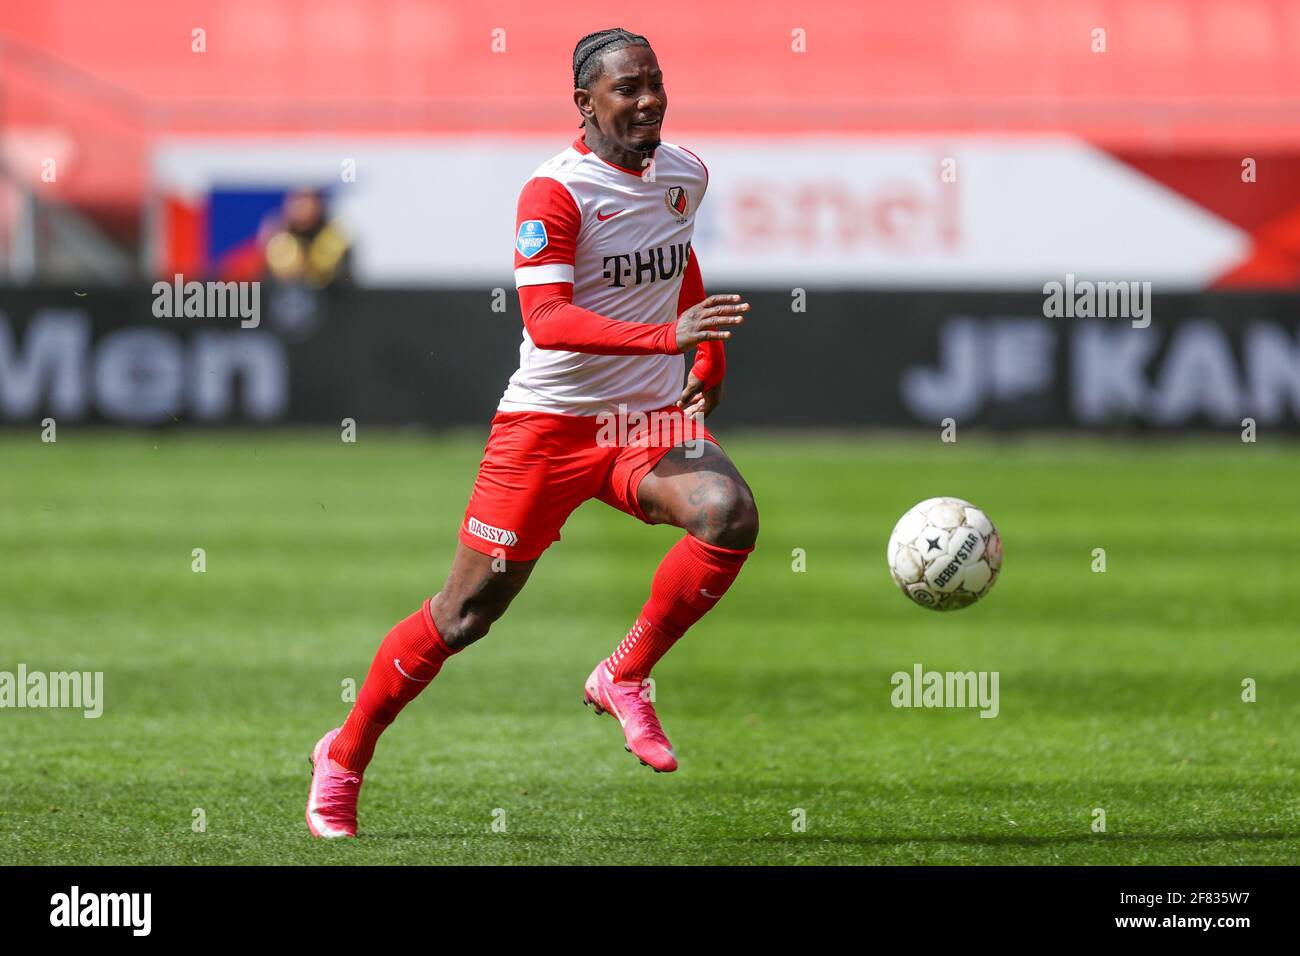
xmin=886 ymin=497 xmax=1002 ymax=611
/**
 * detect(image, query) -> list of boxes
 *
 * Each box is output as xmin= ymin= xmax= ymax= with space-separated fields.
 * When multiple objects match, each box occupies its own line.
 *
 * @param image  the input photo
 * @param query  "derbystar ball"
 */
xmin=886 ymin=497 xmax=1002 ymax=611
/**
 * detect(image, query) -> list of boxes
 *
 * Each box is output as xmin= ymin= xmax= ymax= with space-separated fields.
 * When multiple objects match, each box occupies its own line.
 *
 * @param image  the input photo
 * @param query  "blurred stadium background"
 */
xmin=3 ymin=0 xmax=1299 ymax=429
xmin=3 ymin=1 xmax=1300 ymax=865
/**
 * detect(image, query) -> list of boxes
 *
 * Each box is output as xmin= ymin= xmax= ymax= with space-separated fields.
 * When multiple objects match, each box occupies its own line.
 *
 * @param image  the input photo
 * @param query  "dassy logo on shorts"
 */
xmin=516 ymin=220 xmax=548 ymax=258
xmin=467 ymin=516 xmax=519 ymax=547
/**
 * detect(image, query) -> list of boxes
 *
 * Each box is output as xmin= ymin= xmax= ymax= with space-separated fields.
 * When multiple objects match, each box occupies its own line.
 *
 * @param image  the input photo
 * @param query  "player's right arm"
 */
xmin=513 ymin=177 xmax=746 ymax=355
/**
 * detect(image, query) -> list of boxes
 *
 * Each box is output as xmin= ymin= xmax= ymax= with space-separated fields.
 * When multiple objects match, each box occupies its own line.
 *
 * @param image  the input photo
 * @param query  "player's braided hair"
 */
xmin=573 ymin=28 xmax=652 ymax=128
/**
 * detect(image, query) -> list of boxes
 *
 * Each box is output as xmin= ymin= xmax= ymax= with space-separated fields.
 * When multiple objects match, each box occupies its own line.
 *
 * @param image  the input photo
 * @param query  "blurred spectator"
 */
xmin=262 ymin=188 xmax=352 ymax=287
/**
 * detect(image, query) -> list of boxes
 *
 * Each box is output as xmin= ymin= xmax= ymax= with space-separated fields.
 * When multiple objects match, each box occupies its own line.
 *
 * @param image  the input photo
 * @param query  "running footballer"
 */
xmin=307 ymin=28 xmax=757 ymax=838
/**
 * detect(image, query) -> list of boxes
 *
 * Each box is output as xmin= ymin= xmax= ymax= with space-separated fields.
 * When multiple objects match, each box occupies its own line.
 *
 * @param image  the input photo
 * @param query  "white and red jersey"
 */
xmin=502 ymin=135 xmax=710 ymax=416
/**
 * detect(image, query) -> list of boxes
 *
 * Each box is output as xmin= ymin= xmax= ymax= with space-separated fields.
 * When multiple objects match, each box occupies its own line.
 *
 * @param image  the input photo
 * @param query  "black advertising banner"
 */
xmin=1 ymin=285 xmax=1297 ymax=430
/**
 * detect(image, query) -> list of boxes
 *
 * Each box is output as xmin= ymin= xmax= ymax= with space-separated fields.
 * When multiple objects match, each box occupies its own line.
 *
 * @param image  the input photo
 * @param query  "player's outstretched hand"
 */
xmin=677 ymin=372 xmax=724 ymax=419
xmin=674 ymin=294 xmax=749 ymax=352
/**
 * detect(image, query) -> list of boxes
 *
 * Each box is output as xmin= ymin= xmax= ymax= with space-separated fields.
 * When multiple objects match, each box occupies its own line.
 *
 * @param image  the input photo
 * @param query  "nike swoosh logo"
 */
xmin=393 ymin=658 xmax=433 ymax=682
xmin=596 ymin=208 xmax=626 ymax=221
xmin=700 ymin=589 xmax=723 ymax=599
xmin=601 ymin=692 xmax=628 ymax=727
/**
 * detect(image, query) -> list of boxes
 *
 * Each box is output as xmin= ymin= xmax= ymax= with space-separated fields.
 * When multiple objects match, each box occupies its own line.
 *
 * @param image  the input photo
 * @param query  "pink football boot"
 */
xmin=583 ymin=663 xmax=678 ymax=773
xmin=306 ymin=728 xmax=362 ymax=838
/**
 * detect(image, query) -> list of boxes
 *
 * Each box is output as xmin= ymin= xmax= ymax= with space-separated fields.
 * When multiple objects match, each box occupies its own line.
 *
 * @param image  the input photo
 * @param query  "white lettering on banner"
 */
xmin=0 ymin=309 xmax=88 ymax=417
xmin=0 ymin=311 xmax=288 ymax=423
xmin=1071 ymin=322 xmax=1159 ymax=422
xmin=901 ymin=318 xmax=1055 ymax=421
xmin=902 ymin=317 xmax=1300 ymax=427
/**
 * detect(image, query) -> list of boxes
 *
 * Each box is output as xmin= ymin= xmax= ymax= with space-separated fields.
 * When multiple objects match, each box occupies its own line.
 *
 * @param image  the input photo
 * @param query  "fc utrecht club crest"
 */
xmin=664 ymin=186 xmax=690 ymax=223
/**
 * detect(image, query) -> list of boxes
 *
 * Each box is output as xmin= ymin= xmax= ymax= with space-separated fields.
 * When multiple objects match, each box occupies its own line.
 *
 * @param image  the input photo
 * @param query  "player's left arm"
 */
xmin=676 ymin=248 xmax=728 ymax=417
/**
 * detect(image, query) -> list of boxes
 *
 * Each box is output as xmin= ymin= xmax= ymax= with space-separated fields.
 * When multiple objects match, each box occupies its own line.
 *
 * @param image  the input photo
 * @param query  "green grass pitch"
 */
xmin=1 ymin=430 xmax=1297 ymax=865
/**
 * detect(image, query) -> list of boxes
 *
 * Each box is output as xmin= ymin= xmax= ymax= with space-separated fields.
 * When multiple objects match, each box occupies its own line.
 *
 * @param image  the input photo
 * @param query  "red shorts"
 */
xmin=459 ymin=403 xmax=719 ymax=562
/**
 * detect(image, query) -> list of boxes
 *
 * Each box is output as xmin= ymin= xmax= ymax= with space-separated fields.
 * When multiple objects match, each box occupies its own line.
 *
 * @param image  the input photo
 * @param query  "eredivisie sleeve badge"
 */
xmin=516 ymin=220 xmax=549 ymax=258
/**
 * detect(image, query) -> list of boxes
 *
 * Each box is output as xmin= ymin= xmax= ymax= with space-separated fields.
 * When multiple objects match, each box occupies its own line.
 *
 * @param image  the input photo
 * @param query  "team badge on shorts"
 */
xmin=516 ymin=220 xmax=548 ymax=258
xmin=664 ymin=186 xmax=690 ymax=223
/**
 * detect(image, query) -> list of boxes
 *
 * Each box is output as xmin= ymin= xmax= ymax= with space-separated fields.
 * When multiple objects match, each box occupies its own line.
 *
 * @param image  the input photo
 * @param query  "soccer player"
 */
xmin=307 ymin=28 xmax=758 ymax=838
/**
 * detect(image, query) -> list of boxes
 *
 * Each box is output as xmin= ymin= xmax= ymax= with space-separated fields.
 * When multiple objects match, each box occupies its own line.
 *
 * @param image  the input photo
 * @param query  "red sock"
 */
xmin=329 ymin=598 xmax=458 ymax=772
xmin=607 ymin=535 xmax=753 ymax=683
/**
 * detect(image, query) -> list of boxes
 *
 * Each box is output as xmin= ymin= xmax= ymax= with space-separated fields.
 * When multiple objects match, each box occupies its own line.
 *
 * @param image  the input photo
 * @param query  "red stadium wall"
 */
xmin=4 ymin=0 xmax=1298 ymax=139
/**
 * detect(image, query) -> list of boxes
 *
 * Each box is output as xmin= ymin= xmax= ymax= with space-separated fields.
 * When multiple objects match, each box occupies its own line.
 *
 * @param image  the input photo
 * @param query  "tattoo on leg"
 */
xmin=686 ymin=472 xmax=735 ymax=539
xmin=641 ymin=444 xmax=754 ymax=540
